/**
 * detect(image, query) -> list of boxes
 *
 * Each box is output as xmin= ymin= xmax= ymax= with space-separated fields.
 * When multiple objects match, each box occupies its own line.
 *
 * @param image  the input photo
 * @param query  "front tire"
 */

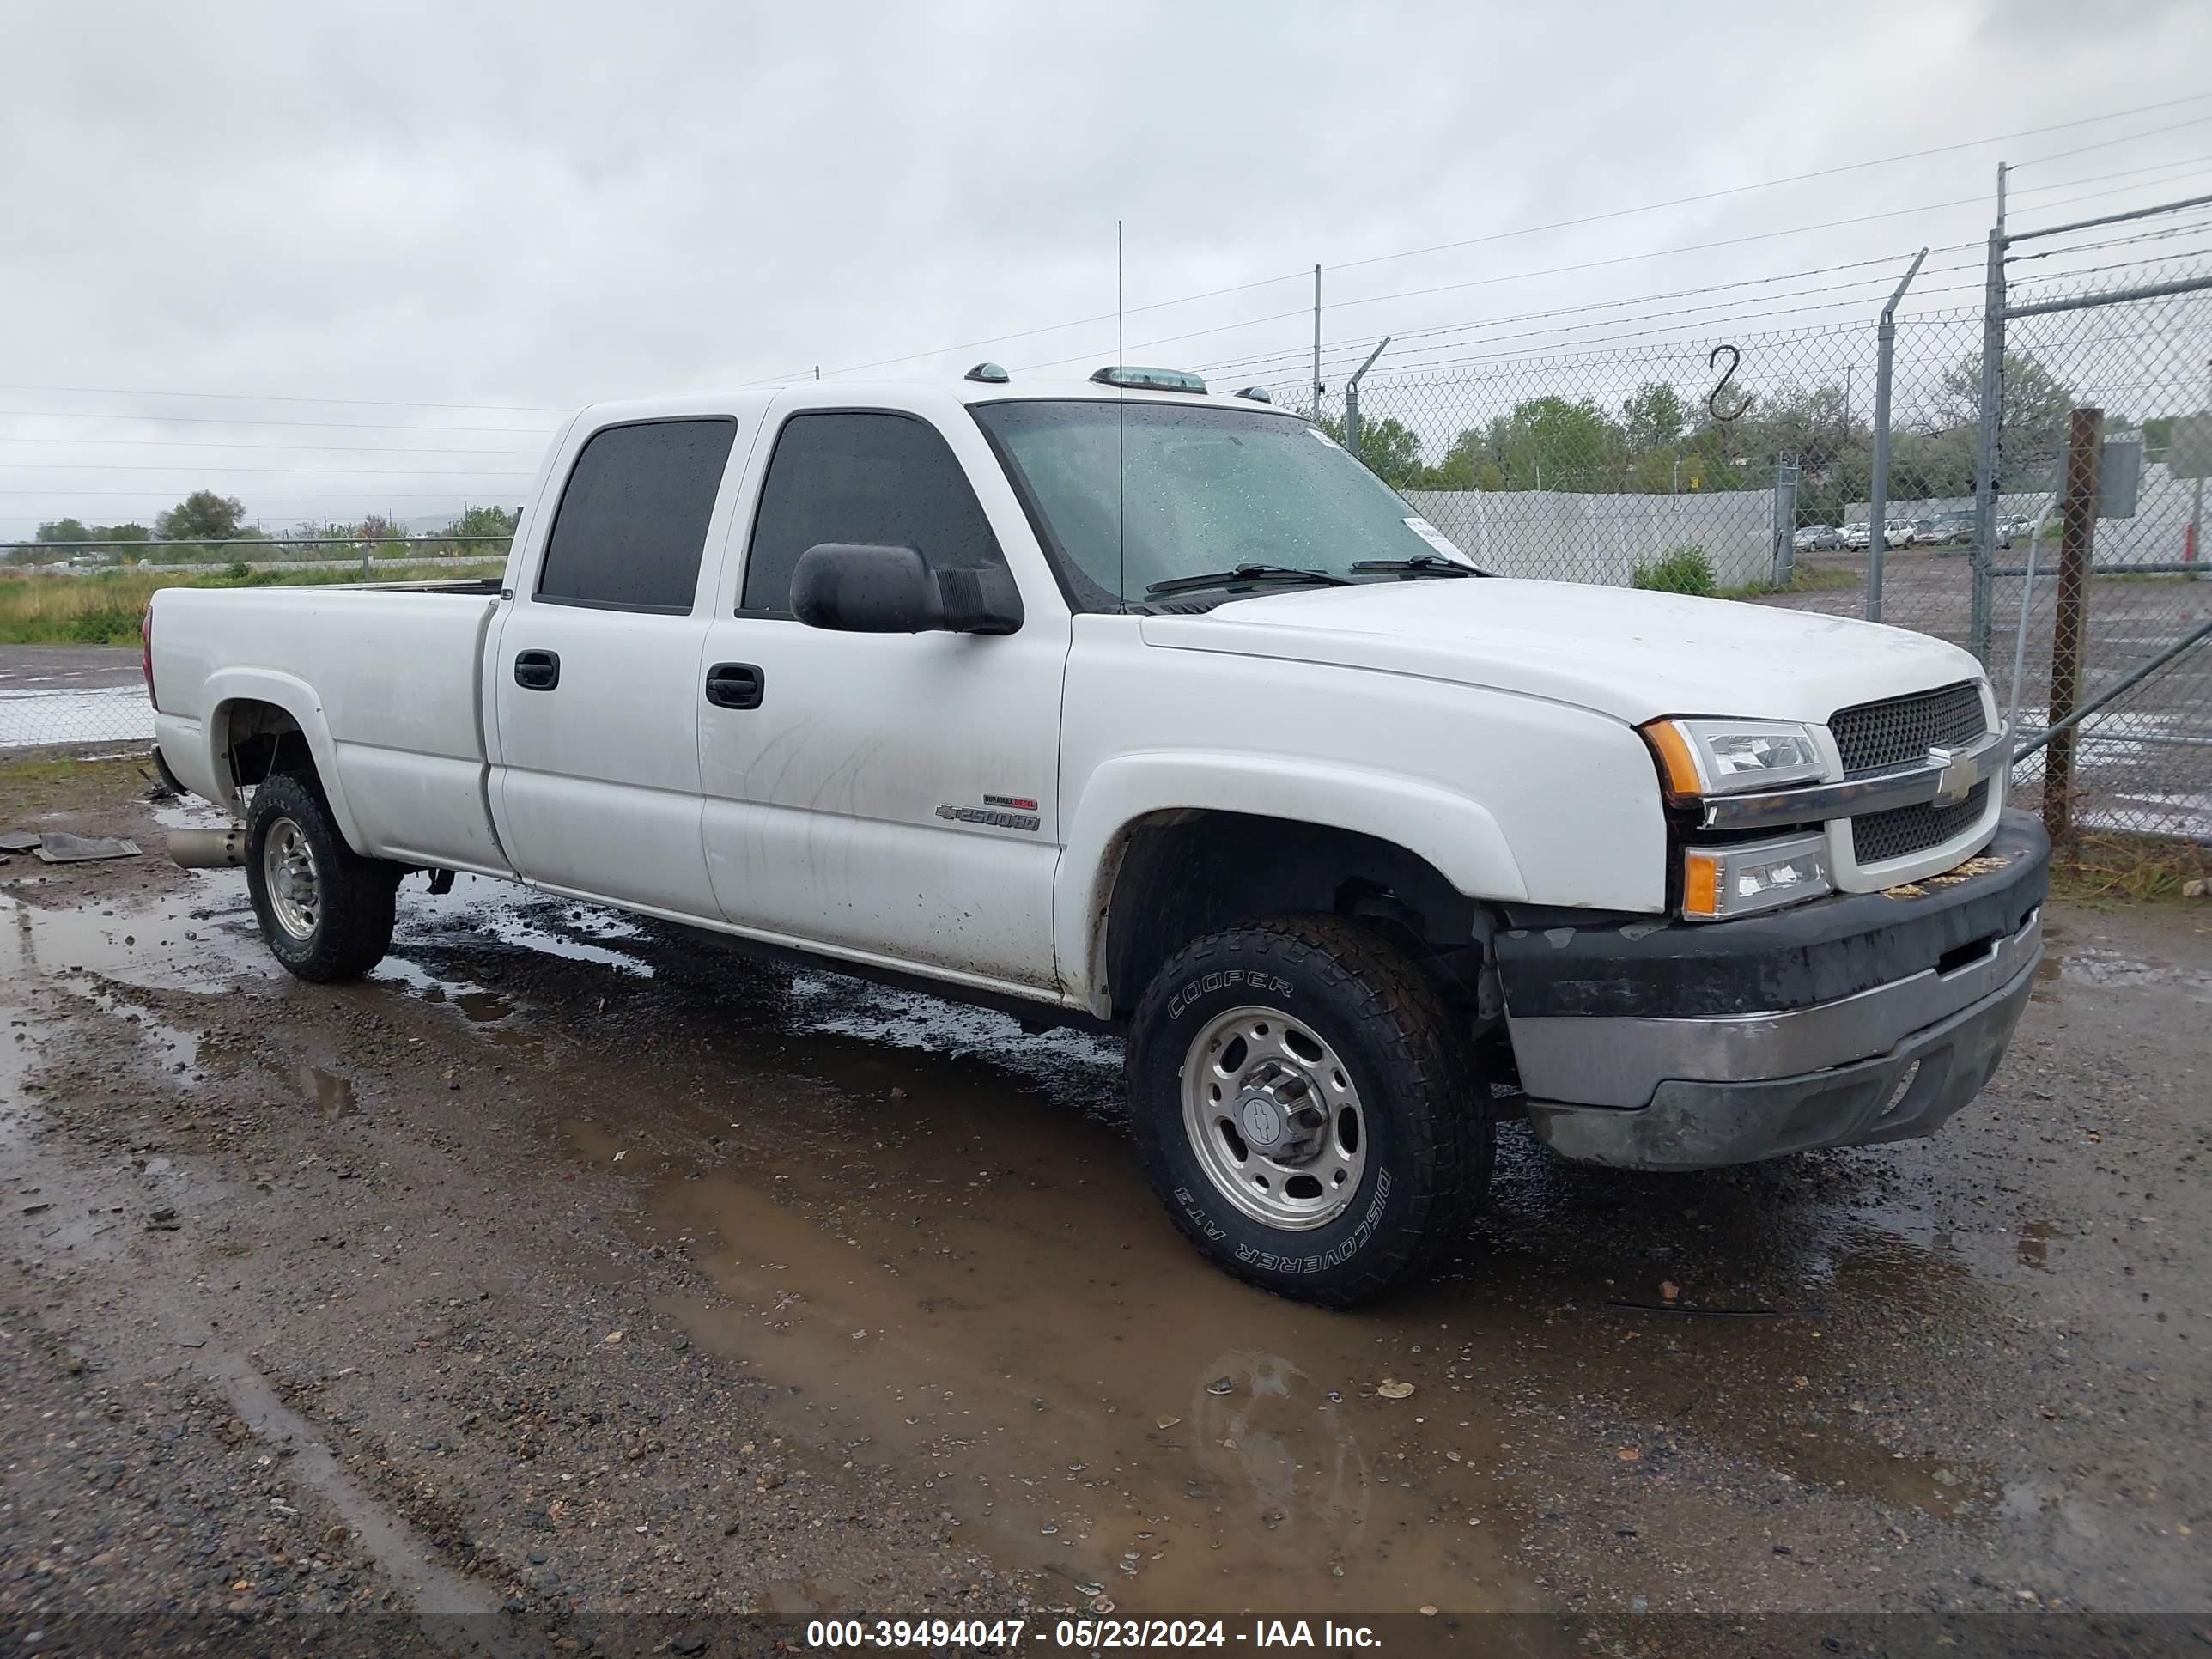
xmin=245 ymin=770 xmax=397 ymax=982
xmin=1127 ymin=915 xmax=1491 ymax=1307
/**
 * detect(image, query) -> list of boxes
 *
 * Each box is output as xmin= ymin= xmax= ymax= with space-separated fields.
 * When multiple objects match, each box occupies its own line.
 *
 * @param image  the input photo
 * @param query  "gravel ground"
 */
xmin=1 ymin=756 xmax=2208 ymax=1656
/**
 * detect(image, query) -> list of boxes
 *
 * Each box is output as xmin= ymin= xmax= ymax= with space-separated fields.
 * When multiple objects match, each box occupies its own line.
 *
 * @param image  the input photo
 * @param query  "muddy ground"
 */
xmin=1 ymin=756 xmax=2208 ymax=1656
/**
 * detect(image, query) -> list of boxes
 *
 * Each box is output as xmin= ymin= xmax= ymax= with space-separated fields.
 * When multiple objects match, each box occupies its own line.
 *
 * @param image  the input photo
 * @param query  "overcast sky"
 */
xmin=3 ymin=0 xmax=2209 ymax=535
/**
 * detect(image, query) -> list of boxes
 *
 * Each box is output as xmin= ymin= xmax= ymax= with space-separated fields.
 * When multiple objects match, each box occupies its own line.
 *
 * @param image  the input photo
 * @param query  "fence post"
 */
xmin=1969 ymin=167 xmax=2010 ymax=664
xmin=1772 ymin=460 xmax=1799 ymax=586
xmin=1866 ymin=246 xmax=1928 ymax=623
xmin=1343 ymin=337 xmax=1391 ymax=461
xmin=2042 ymin=406 xmax=2103 ymax=848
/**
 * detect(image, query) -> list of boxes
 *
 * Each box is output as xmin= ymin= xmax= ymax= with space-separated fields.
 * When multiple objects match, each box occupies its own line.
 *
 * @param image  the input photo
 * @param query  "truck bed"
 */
xmin=149 ymin=581 xmax=513 ymax=875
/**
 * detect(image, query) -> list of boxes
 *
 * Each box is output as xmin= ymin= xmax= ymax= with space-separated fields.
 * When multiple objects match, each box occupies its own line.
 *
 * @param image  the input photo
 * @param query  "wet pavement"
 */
xmin=1 ymin=768 xmax=2208 ymax=1648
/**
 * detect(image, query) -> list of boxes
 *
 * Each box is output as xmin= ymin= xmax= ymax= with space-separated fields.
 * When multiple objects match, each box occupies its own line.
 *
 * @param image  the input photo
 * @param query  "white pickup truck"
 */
xmin=145 ymin=366 xmax=2047 ymax=1305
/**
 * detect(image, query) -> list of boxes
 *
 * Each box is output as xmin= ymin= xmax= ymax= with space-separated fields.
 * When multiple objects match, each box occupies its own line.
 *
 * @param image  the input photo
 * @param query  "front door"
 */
xmin=489 ymin=416 xmax=742 ymax=921
xmin=697 ymin=403 xmax=1066 ymax=992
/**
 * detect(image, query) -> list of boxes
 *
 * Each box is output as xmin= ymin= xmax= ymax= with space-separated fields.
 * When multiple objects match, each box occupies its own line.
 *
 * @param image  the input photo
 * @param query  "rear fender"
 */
xmin=202 ymin=669 xmax=367 ymax=853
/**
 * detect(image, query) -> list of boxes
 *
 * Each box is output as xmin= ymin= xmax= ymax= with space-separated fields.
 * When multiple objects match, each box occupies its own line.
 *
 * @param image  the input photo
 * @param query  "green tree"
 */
xmin=444 ymin=503 xmax=520 ymax=540
xmin=1939 ymin=349 xmax=2074 ymax=473
xmin=95 ymin=521 xmax=150 ymax=543
xmin=155 ymin=489 xmax=249 ymax=542
xmin=1317 ymin=413 xmax=1425 ymax=489
xmin=1492 ymin=396 xmax=1621 ymax=491
xmin=35 ymin=517 xmax=94 ymax=543
xmin=1620 ymin=382 xmax=1689 ymax=453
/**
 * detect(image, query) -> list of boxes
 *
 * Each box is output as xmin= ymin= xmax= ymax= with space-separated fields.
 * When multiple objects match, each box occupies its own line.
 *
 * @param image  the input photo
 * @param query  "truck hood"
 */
xmin=1138 ymin=578 xmax=1984 ymax=726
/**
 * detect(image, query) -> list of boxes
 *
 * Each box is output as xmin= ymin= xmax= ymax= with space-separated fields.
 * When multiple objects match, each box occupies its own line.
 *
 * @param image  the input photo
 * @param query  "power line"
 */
xmin=0 ymin=489 xmax=528 ymax=499
xmin=766 ymin=92 xmax=2212 ymax=383
xmin=0 ymin=383 xmax=568 ymax=414
xmin=1188 ymin=247 xmax=1984 ymax=377
xmin=2010 ymin=111 xmax=2212 ymax=170
xmin=0 ymin=410 xmax=557 ymax=435
xmin=0 ymin=463 xmax=538 ymax=477
xmin=0 ymin=436 xmax=546 ymax=456
xmin=1030 ymin=163 xmax=2212 ymax=374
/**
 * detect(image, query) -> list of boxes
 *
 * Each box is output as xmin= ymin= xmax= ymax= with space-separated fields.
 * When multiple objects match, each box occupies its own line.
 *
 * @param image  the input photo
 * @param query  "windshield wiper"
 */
xmin=1144 ymin=562 xmax=1354 ymax=597
xmin=1348 ymin=556 xmax=1486 ymax=578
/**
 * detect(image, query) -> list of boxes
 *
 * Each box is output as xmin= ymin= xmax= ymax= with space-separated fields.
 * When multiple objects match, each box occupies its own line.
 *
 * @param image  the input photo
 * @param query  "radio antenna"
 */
xmin=1116 ymin=218 xmax=1127 ymax=612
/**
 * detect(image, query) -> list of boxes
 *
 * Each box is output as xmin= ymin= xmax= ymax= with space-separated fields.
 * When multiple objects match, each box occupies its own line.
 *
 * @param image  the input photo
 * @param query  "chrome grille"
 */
xmin=1829 ymin=680 xmax=1987 ymax=776
xmin=1851 ymin=781 xmax=1990 ymax=865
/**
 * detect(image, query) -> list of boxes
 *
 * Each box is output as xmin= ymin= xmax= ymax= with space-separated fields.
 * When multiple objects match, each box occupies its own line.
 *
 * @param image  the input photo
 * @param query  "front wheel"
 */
xmin=245 ymin=770 xmax=398 ymax=982
xmin=1127 ymin=915 xmax=1492 ymax=1307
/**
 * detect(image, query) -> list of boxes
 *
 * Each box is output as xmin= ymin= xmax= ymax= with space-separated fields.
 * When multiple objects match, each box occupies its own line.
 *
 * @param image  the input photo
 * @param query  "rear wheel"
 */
xmin=1127 ymin=915 xmax=1491 ymax=1307
xmin=245 ymin=770 xmax=398 ymax=982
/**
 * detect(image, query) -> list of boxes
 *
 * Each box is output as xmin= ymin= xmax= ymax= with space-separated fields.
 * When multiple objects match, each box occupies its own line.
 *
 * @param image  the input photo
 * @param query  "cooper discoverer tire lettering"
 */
xmin=1127 ymin=915 xmax=1491 ymax=1307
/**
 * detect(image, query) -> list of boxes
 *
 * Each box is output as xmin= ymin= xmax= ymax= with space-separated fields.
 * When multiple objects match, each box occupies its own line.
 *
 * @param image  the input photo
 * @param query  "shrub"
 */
xmin=1632 ymin=544 xmax=1717 ymax=597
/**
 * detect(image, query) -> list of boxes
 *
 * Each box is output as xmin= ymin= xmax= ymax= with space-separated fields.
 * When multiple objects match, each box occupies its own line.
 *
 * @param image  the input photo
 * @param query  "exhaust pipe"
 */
xmin=169 ymin=827 xmax=246 ymax=870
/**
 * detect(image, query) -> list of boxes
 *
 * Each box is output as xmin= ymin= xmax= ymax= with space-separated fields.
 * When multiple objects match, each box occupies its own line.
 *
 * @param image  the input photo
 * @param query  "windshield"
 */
xmin=971 ymin=399 xmax=1474 ymax=608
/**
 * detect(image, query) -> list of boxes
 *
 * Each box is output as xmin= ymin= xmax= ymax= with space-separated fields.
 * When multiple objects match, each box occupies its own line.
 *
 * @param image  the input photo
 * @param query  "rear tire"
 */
xmin=1127 ymin=915 xmax=1491 ymax=1308
xmin=245 ymin=770 xmax=397 ymax=982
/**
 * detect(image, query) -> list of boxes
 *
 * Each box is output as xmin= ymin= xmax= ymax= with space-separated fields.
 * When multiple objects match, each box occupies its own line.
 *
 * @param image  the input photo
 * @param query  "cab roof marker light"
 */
xmin=1234 ymin=386 xmax=1273 ymax=404
xmin=1089 ymin=365 xmax=1208 ymax=393
xmin=963 ymin=362 xmax=1010 ymax=384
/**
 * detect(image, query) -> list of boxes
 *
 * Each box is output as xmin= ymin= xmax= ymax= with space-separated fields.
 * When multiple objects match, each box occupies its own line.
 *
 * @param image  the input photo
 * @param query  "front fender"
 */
xmin=1056 ymin=751 xmax=1528 ymax=1014
xmin=200 ymin=668 xmax=368 ymax=854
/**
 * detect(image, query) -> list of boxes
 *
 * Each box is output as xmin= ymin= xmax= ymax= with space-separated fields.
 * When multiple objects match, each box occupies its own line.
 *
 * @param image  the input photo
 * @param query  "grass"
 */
xmin=0 ymin=562 xmax=504 ymax=646
xmin=2046 ymin=829 xmax=2211 ymax=905
xmin=1725 ymin=563 xmax=1863 ymax=599
xmin=1631 ymin=544 xmax=1717 ymax=597
xmin=0 ymin=751 xmax=155 ymax=814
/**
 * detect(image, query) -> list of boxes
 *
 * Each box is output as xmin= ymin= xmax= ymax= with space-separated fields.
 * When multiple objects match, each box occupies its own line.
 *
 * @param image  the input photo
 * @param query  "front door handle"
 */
xmin=705 ymin=662 xmax=765 ymax=710
xmin=514 ymin=649 xmax=560 ymax=690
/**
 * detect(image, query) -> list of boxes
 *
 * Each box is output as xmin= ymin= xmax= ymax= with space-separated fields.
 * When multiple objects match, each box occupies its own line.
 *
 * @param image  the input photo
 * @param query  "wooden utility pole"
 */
xmin=2042 ymin=405 xmax=2103 ymax=848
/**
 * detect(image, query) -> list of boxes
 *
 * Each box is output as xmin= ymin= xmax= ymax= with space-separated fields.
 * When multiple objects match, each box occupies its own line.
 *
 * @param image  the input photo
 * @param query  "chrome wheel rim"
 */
xmin=263 ymin=818 xmax=320 ymax=941
xmin=1179 ymin=1004 xmax=1367 ymax=1231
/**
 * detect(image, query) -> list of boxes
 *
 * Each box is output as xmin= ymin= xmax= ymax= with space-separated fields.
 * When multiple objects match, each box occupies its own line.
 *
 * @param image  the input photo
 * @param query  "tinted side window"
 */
xmin=537 ymin=418 xmax=737 ymax=612
xmin=742 ymin=412 xmax=1003 ymax=615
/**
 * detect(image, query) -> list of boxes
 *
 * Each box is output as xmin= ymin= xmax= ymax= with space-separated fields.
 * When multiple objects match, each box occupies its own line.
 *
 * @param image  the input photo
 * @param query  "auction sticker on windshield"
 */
xmin=1402 ymin=516 xmax=1472 ymax=562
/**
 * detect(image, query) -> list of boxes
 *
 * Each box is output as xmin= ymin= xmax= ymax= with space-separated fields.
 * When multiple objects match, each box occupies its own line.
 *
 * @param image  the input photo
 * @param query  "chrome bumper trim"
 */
xmin=1505 ymin=904 xmax=2041 ymax=1110
xmin=1700 ymin=722 xmax=2012 ymax=832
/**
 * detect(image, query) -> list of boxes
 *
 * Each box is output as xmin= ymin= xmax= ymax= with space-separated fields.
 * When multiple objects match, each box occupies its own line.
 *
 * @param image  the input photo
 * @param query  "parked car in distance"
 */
xmin=1793 ymin=524 xmax=1843 ymax=552
xmin=1929 ymin=510 xmax=1978 ymax=547
xmin=1842 ymin=520 xmax=1873 ymax=550
xmin=1905 ymin=518 xmax=1939 ymax=546
xmin=143 ymin=367 xmax=2046 ymax=1306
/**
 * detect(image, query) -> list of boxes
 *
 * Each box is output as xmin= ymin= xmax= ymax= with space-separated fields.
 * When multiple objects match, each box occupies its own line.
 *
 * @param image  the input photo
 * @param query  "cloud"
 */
xmin=2 ymin=0 xmax=2208 ymax=531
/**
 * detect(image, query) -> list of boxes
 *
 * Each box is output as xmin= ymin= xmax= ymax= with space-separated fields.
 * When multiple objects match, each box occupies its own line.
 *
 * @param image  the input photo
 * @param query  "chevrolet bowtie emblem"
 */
xmin=1928 ymin=744 xmax=1975 ymax=805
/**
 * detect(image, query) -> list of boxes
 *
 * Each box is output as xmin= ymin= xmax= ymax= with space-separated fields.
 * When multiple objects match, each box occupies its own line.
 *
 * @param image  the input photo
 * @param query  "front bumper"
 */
xmin=1498 ymin=811 xmax=2050 ymax=1170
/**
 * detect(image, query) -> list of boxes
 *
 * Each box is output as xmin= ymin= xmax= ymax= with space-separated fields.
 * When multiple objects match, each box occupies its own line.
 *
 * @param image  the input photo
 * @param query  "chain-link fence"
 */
xmin=1973 ymin=194 xmax=2212 ymax=845
xmin=0 ymin=539 xmax=510 ymax=752
xmin=1219 ymin=209 xmax=2209 ymax=850
xmin=6 ymin=204 xmax=2208 ymax=850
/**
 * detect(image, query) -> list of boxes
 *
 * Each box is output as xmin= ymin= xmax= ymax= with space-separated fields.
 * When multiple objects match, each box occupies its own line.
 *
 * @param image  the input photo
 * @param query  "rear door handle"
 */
xmin=514 ymin=649 xmax=560 ymax=690
xmin=705 ymin=662 xmax=765 ymax=710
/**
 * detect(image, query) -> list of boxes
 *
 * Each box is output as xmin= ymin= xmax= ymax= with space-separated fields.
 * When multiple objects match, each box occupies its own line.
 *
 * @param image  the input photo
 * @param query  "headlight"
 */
xmin=1644 ymin=717 xmax=1825 ymax=799
xmin=1681 ymin=832 xmax=1832 ymax=921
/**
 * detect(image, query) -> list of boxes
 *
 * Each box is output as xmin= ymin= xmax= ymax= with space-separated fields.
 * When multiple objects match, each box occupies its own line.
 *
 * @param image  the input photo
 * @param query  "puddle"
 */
xmin=0 ymin=885 xmax=270 ymax=994
xmin=566 ymin=1110 xmax=1534 ymax=1616
xmin=58 ymin=975 xmax=206 ymax=1079
xmin=2035 ymin=935 xmax=2212 ymax=1003
xmin=546 ymin=981 xmax=2006 ymax=1613
xmin=2016 ymin=1218 xmax=2067 ymax=1271
xmin=307 ymin=1066 xmax=360 ymax=1118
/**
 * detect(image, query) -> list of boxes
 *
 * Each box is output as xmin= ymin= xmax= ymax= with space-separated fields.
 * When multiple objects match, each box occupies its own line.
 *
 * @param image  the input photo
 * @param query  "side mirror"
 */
xmin=790 ymin=543 xmax=1023 ymax=635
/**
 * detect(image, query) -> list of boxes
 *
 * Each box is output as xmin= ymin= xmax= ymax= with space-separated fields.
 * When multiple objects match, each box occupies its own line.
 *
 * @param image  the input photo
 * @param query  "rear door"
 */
xmin=488 ymin=414 xmax=744 ymax=920
xmin=696 ymin=393 xmax=1070 ymax=992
